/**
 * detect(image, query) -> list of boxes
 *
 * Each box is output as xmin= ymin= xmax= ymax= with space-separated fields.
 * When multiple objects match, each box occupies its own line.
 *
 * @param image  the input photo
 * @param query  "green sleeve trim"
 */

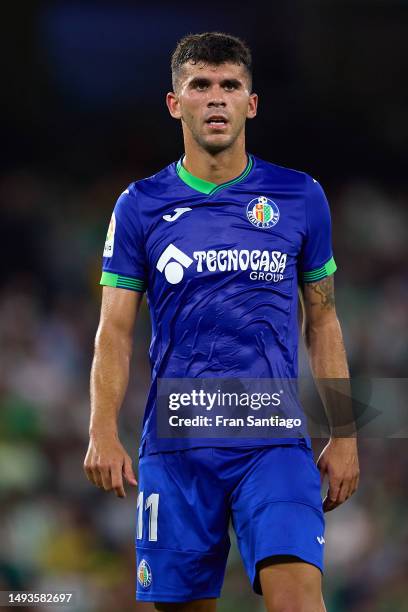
xmin=100 ymin=271 xmax=146 ymax=291
xmin=302 ymin=256 xmax=337 ymax=282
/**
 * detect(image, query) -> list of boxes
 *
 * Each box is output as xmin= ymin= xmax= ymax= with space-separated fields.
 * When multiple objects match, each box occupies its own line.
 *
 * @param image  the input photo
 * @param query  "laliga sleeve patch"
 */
xmin=103 ymin=212 xmax=116 ymax=257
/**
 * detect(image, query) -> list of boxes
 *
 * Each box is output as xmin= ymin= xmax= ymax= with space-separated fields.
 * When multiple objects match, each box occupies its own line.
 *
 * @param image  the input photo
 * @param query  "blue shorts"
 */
xmin=135 ymin=444 xmax=325 ymax=602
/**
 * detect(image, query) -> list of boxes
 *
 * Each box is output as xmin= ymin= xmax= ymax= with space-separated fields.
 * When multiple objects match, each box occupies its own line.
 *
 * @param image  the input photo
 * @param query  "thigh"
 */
xmin=231 ymin=444 xmax=325 ymax=595
xmin=136 ymin=449 xmax=230 ymax=603
xmin=259 ymin=557 xmax=325 ymax=612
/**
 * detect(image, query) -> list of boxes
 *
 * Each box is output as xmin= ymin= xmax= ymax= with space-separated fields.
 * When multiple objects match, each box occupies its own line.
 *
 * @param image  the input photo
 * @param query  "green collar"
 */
xmin=176 ymin=154 xmax=254 ymax=195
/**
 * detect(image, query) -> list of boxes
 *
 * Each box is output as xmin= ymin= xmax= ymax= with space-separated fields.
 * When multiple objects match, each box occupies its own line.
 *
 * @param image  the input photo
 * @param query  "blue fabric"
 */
xmin=135 ymin=444 xmax=325 ymax=602
xmin=101 ymin=155 xmax=335 ymax=454
xmin=299 ymin=176 xmax=334 ymax=273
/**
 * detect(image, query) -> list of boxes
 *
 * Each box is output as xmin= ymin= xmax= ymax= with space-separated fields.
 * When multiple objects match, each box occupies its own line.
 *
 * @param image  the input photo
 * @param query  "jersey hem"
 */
xmin=136 ymin=590 xmax=221 ymax=602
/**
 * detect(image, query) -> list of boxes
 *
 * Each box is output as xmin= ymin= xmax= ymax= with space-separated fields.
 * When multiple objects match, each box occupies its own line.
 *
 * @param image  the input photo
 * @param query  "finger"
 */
xmin=335 ymin=478 xmax=352 ymax=505
xmin=349 ymin=474 xmax=359 ymax=497
xmin=123 ymin=456 xmax=137 ymax=486
xmin=323 ymin=493 xmax=339 ymax=513
xmin=323 ymin=476 xmax=342 ymax=512
xmin=328 ymin=477 xmax=342 ymax=504
xmin=91 ymin=467 xmax=104 ymax=489
xmin=83 ymin=465 xmax=94 ymax=483
xmin=343 ymin=471 xmax=359 ymax=501
xmin=111 ymin=464 xmax=126 ymax=498
xmin=99 ymin=466 xmax=113 ymax=491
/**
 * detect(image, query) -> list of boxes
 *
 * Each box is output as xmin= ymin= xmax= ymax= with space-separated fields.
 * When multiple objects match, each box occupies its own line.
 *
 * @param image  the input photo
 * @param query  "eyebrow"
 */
xmin=188 ymin=77 xmax=243 ymax=88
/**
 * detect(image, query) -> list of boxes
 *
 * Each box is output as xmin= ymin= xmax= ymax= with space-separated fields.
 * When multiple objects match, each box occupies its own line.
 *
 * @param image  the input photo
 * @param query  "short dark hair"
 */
xmin=171 ymin=32 xmax=252 ymax=91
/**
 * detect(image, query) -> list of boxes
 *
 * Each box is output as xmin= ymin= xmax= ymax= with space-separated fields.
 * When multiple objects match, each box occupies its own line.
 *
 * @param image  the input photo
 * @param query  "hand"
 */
xmin=317 ymin=437 xmax=360 ymax=512
xmin=83 ymin=432 xmax=137 ymax=498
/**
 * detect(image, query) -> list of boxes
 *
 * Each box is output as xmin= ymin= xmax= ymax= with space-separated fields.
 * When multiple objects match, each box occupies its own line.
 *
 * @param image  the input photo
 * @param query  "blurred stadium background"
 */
xmin=1 ymin=1 xmax=407 ymax=611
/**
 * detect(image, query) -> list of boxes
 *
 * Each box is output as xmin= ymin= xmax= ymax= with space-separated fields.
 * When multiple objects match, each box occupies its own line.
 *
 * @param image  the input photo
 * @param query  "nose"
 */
xmin=207 ymin=85 xmax=226 ymax=107
xmin=208 ymin=98 xmax=226 ymax=108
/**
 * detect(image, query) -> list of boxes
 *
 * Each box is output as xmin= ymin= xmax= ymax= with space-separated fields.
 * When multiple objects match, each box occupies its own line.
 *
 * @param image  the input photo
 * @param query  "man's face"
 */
xmin=167 ymin=61 xmax=258 ymax=153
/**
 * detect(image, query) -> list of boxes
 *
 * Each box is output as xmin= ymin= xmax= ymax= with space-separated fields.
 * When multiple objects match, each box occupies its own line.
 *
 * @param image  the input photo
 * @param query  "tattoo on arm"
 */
xmin=309 ymin=276 xmax=335 ymax=310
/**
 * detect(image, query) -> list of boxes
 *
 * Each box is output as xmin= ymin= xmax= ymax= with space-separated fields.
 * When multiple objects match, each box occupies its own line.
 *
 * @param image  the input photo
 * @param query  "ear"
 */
xmin=247 ymin=92 xmax=258 ymax=120
xmin=166 ymin=91 xmax=182 ymax=119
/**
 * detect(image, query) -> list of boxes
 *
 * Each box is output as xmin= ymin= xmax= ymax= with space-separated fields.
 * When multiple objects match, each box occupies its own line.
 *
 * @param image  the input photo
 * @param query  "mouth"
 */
xmin=205 ymin=115 xmax=229 ymax=129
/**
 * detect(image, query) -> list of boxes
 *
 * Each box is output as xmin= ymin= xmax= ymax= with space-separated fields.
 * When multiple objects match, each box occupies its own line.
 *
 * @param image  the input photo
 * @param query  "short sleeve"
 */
xmin=99 ymin=187 xmax=147 ymax=292
xmin=299 ymin=176 xmax=337 ymax=283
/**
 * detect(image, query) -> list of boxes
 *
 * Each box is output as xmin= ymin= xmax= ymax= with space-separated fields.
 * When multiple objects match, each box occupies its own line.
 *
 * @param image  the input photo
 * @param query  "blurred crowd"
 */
xmin=0 ymin=165 xmax=407 ymax=612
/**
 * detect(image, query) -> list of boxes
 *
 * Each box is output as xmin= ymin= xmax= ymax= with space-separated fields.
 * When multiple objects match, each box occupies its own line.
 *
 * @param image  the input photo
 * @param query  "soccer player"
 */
xmin=84 ymin=32 xmax=360 ymax=612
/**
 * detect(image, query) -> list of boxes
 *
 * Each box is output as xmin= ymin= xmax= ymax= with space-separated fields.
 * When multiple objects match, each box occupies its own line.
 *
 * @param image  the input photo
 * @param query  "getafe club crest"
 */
xmin=137 ymin=558 xmax=152 ymax=588
xmin=246 ymin=196 xmax=279 ymax=229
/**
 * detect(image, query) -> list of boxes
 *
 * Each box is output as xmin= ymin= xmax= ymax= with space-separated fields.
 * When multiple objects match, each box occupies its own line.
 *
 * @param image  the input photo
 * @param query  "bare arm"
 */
xmin=300 ymin=275 xmax=348 ymax=379
xmin=84 ymin=286 xmax=143 ymax=498
xmin=299 ymin=276 xmax=360 ymax=511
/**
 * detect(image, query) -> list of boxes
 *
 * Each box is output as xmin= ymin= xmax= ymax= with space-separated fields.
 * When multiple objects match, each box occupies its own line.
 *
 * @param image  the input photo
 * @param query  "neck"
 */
xmin=182 ymin=133 xmax=248 ymax=185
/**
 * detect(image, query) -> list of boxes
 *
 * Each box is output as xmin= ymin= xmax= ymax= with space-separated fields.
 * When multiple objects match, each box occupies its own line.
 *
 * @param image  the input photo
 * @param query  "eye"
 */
xmin=224 ymin=83 xmax=236 ymax=91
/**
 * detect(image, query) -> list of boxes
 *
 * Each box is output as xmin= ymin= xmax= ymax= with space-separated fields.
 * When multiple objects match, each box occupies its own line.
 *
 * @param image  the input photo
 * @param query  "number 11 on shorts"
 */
xmin=137 ymin=491 xmax=159 ymax=541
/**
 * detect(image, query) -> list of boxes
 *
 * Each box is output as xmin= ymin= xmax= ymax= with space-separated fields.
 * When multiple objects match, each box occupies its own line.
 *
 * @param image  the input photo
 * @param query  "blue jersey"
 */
xmin=100 ymin=154 xmax=336 ymax=454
